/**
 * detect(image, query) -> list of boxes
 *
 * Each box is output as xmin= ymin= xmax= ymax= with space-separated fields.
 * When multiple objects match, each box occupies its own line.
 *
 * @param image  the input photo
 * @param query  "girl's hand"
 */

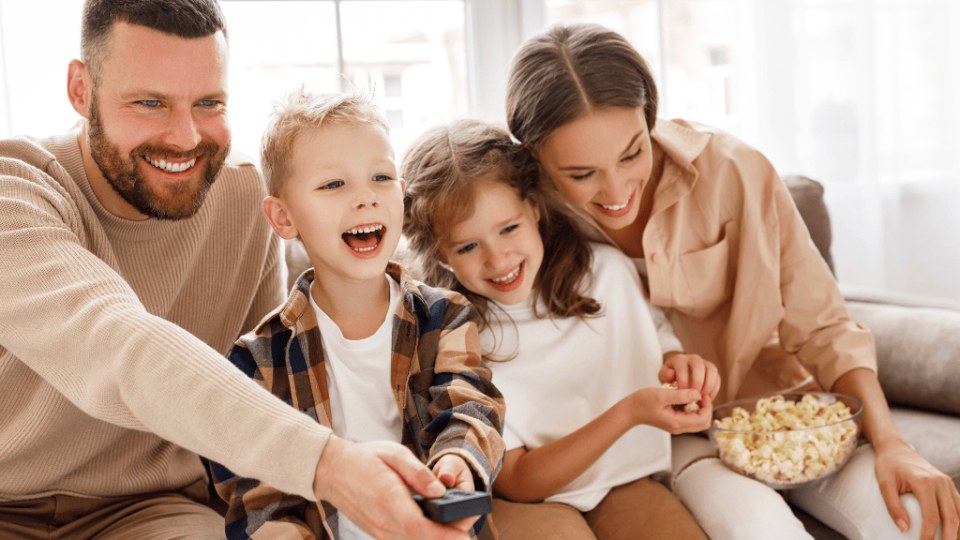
xmin=660 ymin=351 xmax=721 ymax=403
xmin=624 ymin=387 xmax=712 ymax=434
xmin=431 ymin=454 xmax=480 ymax=533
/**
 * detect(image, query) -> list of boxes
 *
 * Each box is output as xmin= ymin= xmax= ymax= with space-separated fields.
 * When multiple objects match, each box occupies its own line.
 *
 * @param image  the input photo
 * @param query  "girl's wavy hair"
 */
xmin=401 ymin=119 xmax=601 ymax=332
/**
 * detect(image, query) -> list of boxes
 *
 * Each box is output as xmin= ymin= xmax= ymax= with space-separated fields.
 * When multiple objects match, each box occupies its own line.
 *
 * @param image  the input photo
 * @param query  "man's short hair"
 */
xmin=81 ymin=0 xmax=228 ymax=85
xmin=261 ymin=88 xmax=390 ymax=197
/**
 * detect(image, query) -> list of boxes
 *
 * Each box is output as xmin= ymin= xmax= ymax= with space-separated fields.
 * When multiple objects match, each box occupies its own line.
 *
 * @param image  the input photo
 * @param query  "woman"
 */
xmin=504 ymin=22 xmax=959 ymax=540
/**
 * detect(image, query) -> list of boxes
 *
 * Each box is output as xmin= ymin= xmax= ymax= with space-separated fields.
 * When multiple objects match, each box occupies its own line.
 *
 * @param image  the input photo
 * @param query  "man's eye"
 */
xmin=320 ymin=180 xmax=344 ymax=190
xmin=457 ymin=243 xmax=477 ymax=255
xmin=199 ymin=100 xmax=219 ymax=107
xmin=140 ymin=100 xmax=162 ymax=108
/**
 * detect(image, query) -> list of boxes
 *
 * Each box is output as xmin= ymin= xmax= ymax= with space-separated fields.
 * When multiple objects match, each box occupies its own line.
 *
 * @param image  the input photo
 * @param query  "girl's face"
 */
xmin=440 ymin=179 xmax=544 ymax=306
xmin=537 ymin=106 xmax=654 ymax=232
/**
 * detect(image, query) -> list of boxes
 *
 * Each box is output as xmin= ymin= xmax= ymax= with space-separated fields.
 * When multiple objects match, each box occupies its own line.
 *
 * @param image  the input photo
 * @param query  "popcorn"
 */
xmin=662 ymin=381 xmax=701 ymax=413
xmin=711 ymin=394 xmax=859 ymax=485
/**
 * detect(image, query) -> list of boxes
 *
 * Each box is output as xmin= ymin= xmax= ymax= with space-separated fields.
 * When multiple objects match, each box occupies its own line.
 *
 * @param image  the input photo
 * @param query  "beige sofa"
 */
xmin=783 ymin=175 xmax=960 ymax=538
xmin=280 ymin=176 xmax=960 ymax=539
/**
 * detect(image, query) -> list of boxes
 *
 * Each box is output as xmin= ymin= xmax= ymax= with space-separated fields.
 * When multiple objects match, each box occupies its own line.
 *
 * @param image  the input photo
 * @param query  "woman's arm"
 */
xmin=494 ymin=386 xmax=708 ymax=502
xmin=833 ymin=368 xmax=960 ymax=540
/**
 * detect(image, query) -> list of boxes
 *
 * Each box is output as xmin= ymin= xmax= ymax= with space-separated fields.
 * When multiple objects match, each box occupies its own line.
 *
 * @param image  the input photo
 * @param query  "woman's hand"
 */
xmin=431 ymin=454 xmax=480 ymax=533
xmin=624 ymin=387 xmax=712 ymax=434
xmin=875 ymin=436 xmax=960 ymax=540
xmin=660 ymin=351 xmax=721 ymax=403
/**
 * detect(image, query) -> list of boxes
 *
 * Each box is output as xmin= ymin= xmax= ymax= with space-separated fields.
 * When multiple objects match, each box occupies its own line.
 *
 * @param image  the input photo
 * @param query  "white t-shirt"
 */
xmin=310 ymin=275 xmax=403 ymax=539
xmin=482 ymin=243 xmax=671 ymax=512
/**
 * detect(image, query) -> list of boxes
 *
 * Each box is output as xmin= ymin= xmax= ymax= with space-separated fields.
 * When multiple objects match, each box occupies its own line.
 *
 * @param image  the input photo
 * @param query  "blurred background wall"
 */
xmin=2 ymin=0 xmax=958 ymax=301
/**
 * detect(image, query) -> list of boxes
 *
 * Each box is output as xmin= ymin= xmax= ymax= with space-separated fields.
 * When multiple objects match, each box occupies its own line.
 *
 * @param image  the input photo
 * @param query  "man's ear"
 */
xmin=67 ymin=59 xmax=92 ymax=118
xmin=262 ymin=195 xmax=299 ymax=240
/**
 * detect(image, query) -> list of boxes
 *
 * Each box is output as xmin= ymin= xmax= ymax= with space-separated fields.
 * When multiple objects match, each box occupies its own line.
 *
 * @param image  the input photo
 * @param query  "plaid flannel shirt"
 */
xmin=210 ymin=262 xmax=505 ymax=540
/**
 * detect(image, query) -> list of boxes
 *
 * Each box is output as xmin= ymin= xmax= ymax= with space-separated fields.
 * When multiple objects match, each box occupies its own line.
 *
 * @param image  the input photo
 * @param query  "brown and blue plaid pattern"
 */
xmin=210 ymin=262 xmax=505 ymax=540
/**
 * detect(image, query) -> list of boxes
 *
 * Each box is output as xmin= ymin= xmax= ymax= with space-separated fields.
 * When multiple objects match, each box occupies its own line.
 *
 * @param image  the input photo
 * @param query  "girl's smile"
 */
xmin=441 ymin=180 xmax=544 ymax=306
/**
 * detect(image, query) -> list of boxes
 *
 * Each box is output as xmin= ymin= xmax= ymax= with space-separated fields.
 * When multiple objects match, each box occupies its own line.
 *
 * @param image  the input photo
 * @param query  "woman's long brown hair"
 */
xmin=401 ymin=119 xmax=601 ymax=333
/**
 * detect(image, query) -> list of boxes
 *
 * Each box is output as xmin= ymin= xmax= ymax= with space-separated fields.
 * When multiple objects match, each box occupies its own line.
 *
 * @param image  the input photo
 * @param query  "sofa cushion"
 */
xmin=846 ymin=300 xmax=960 ymax=417
xmin=783 ymin=175 xmax=835 ymax=276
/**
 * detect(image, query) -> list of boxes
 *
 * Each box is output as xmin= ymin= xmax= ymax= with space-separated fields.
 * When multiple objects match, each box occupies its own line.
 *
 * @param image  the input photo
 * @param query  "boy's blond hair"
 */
xmin=260 ymin=88 xmax=390 ymax=196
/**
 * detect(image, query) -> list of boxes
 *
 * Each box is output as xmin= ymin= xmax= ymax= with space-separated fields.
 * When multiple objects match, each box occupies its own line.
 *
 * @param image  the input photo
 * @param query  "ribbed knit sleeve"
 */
xmin=0 ymin=135 xmax=327 ymax=501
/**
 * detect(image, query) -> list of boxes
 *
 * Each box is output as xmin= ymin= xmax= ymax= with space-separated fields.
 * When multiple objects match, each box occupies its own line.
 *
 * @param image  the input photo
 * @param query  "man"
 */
xmin=0 ymin=2 xmax=471 ymax=539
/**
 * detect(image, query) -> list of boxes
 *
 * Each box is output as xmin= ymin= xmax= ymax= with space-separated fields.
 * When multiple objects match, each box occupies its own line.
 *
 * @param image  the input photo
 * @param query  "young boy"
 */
xmin=209 ymin=90 xmax=506 ymax=540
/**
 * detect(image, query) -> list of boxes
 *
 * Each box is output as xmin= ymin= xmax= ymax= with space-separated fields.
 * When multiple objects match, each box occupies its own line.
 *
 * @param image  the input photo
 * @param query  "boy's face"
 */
xmin=440 ymin=180 xmax=543 ymax=306
xmin=272 ymin=122 xmax=404 ymax=286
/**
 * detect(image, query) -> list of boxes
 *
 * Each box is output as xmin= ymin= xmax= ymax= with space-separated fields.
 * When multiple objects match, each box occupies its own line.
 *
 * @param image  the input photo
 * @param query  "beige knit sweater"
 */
xmin=0 ymin=129 xmax=329 ymax=502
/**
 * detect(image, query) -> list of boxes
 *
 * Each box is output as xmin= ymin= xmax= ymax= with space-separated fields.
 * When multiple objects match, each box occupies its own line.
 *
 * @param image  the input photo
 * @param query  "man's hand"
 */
xmin=660 ymin=351 xmax=721 ymax=403
xmin=875 ymin=437 xmax=960 ymax=540
xmin=313 ymin=437 xmax=470 ymax=540
xmin=431 ymin=454 xmax=480 ymax=533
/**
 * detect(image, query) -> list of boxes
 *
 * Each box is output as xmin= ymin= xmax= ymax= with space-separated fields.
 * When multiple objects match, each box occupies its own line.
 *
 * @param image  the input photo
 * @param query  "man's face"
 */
xmin=87 ymin=22 xmax=230 ymax=220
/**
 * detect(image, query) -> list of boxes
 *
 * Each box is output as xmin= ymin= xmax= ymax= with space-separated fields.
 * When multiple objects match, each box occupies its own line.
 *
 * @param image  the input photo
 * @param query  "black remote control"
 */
xmin=411 ymin=489 xmax=493 ymax=523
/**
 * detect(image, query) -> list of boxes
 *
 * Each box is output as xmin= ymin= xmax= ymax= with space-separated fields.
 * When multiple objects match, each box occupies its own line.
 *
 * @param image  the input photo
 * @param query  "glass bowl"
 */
xmin=708 ymin=392 xmax=862 ymax=490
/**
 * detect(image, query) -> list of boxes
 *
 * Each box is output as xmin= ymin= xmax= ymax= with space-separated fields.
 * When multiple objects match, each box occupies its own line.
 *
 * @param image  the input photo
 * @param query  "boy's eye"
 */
xmin=456 ymin=243 xmax=477 ymax=255
xmin=621 ymin=146 xmax=643 ymax=162
xmin=501 ymin=224 xmax=519 ymax=234
xmin=319 ymin=180 xmax=344 ymax=190
xmin=373 ymin=174 xmax=392 ymax=182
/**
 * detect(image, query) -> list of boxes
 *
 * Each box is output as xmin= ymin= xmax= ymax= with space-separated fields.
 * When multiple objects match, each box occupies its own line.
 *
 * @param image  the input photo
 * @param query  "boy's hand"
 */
xmin=431 ymin=454 xmax=480 ymax=533
xmin=623 ymin=387 xmax=712 ymax=434
xmin=314 ymin=437 xmax=470 ymax=540
xmin=660 ymin=351 xmax=721 ymax=403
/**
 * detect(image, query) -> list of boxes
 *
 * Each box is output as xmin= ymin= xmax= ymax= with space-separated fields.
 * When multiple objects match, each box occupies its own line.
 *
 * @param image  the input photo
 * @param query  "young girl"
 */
xmin=401 ymin=119 xmax=718 ymax=540
xmin=504 ymin=22 xmax=958 ymax=540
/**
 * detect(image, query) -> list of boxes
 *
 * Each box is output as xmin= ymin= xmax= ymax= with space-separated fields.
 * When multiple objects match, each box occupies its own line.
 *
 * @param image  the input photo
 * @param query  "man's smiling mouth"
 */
xmin=144 ymin=155 xmax=198 ymax=174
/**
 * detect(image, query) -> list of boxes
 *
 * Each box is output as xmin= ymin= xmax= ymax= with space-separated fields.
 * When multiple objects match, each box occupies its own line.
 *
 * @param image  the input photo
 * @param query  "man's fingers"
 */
xmin=448 ymin=516 xmax=480 ymax=533
xmin=381 ymin=445 xmax=446 ymax=498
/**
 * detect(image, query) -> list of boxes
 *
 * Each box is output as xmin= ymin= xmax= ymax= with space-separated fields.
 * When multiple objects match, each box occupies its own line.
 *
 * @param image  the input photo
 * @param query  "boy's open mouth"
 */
xmin=342 ymin=224 xmax=385 ymax=253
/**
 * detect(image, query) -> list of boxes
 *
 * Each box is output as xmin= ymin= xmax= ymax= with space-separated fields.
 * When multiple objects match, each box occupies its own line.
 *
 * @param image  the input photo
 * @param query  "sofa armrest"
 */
xmin=843 ymin=288 xmax=960 ymax=416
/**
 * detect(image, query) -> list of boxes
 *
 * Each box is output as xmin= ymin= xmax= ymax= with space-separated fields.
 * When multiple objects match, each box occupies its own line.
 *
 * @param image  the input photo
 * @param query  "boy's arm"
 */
xmin=211 ymin=341 xmax=327 ymax=540
xmin=422 ymin=297 xmax=506 ymax=492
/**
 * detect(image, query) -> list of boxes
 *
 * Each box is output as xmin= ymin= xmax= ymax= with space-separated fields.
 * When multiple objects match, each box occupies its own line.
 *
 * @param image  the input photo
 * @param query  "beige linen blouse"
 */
xmin=574 ymin=118 xmax=877 ymax=403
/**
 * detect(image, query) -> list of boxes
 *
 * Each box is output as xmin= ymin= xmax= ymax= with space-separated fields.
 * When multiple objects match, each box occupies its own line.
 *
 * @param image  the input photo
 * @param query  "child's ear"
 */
xmin=399 ymin=177 xmax=406 ymax=193
xmin=262 ymin=195 xmax=300 ymax=240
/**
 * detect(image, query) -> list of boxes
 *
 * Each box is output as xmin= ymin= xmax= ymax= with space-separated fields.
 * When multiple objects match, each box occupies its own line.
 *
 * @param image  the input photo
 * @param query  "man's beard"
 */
xmin=87 ymin=93 xmax=230 ymax=221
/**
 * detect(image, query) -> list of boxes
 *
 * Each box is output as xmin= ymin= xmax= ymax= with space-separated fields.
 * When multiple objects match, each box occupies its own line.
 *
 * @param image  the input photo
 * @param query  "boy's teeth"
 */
xmin=490 ymin=264 xmax=521 ymax=284
xmin=146 ymin=156 xmax=198 ymax=173
xmin=347 ymin=224 xmax=384 ymax=235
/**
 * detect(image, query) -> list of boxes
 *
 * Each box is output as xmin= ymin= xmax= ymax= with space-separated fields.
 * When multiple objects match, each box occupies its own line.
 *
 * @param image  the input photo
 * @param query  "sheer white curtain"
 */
xmin=543 ymin=0 xmax=960 ymax=302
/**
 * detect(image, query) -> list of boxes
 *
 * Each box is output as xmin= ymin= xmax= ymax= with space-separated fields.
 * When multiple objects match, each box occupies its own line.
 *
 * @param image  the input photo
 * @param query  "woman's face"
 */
xmin=439 ymin=179 xmax=544 ymax=306
xmin=537 ymin=106 xmax=654 ymax=232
